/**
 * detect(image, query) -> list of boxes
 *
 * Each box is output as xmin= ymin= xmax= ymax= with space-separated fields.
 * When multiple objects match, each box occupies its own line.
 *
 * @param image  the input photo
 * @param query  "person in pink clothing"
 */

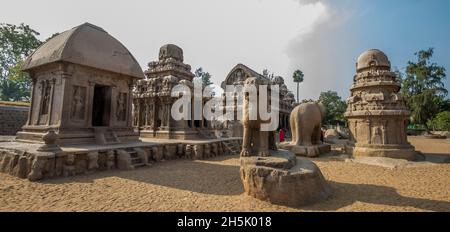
xmin=279 ymin=128 xmax=285 ymax=142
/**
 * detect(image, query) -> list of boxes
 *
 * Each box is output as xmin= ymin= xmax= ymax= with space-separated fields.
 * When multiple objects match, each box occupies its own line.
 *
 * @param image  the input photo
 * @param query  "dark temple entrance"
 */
xmin=92 ymin=85 xmax=111 ymax=127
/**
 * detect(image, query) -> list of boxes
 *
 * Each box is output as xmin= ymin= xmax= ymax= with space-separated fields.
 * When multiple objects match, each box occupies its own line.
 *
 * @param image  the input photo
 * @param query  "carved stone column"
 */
xmin=86 ymin=80 xmax=95 ymax=127
xmin=147 ymin=98 xmax=155 ymax=130
xmin=144 ymin=98 xmax=149 ymax=127
xmin=26 ymin=78 xmax=37 ymax=126
xmin=110 ymin=85 xmax=117 ymax=126
xmin=36 ymin=80 xmax=45 ymax=124
xmin=46 ymin=78 xmax=56 ymax=126
xmin=127 ymin=83 xmax=133 ymax=127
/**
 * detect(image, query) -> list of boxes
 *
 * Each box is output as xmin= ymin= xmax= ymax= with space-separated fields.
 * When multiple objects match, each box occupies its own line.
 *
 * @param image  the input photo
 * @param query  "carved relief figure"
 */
xmin=211 ymin=143 xmax=218 ymax=157
xmin=87 ymin=152 xmax=99 ymax=172
xmin=133 ymin=100 xmax=139 ymax=126
xmin=106 ymin=150 xmax=115 ymax=170
xmin=147 ymin=102 xmax=154 ymax=128
xmin=71 ymin=86 xmax=86 ymax=120
xmin=193 ymin=144 xmax=203 ymax=160
xmin=116 ymin=92 xmax=127 ymax=121
xmin=28 ymin=157 xmax=47 ymax=181
xmin=40 ymin=80 xmax=51 ymax=115
xmin=204 ymin=143 xmax=211 ymax=158
xmin=152 ymin=146 xmax=164 ymax=162
xmin=63 ymin=154 xmax=76 ymax=177
xmin=371 ymin=126 xmax=382 ymax=144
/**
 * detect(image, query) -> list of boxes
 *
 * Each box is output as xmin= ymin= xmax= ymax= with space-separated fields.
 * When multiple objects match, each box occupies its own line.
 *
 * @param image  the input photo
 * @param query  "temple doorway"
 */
xmin=92 ymin=85 xmax=111 ymax=127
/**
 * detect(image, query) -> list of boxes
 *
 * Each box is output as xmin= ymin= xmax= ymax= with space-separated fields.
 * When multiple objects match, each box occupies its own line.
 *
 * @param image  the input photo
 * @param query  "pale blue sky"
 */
xmin=1 ymin=0 xmax=449 ymax=99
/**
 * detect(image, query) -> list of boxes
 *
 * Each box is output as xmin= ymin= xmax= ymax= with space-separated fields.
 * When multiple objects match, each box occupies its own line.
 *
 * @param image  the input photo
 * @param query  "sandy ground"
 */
xmin=0 ymin=137 xmax=449 ymax=212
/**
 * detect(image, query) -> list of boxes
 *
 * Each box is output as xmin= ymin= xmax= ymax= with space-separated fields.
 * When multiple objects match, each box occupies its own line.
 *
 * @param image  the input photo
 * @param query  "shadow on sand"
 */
xmin=43 ymin=155 xmax=244 ymax=196
xmin=42 ymin=155 xmax=450 ymax=211
xmin=303 ymin=181 xmax=450 ymax=212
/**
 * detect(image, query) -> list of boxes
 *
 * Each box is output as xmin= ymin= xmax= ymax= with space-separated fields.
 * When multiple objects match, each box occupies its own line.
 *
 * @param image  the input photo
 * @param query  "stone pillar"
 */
xmin=36 ymin=80 xmax=44 ymax=124
xmin=127 ymin=83 xmax=133 ymax=127
xmin=86 ymin=80 xmax=95 ymax=127
xmin=191 ymin=97 xmax=195 ymax=128
xmin=144 ymin=98 xmax=149 ymax=127
xmin=58 ymin=70 xmax=72 ymax=128
xmin=110 ymin=85 xmax=117 ymax=126
xmin=26 ymin=78 xmax=37 ymax=126
xmin=46 ymin=78 xmax=56 ymax=126
xmin=150 ymin=98 xmax=156 ymax=130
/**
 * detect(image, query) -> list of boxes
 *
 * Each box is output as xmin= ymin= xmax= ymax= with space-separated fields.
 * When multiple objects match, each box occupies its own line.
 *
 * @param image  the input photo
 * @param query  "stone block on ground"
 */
xmin=240 ymin=150 xmax=331 ymax=207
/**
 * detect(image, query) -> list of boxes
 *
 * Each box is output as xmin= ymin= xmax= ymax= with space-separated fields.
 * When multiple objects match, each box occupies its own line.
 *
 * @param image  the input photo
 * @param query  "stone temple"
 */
xmin=220 ymin=64 xmax=296 ymax=137
xmin=344 ymin=49 xmax=417 ymax=160
xmin=17 ymin=23 xmax=143 ymax=145
xmin=133 ymin=44 xmax=214 ymax=139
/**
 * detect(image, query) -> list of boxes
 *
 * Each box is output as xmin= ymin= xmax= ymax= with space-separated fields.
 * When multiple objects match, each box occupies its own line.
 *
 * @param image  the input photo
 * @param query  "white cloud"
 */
xmin=284 ymin=0 xmax=356 ymax=100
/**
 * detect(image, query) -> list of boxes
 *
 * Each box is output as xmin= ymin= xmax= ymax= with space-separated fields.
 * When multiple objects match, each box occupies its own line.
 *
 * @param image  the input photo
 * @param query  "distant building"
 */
xmin=133 ymin=44 xmax=214 ymax=139
xmin=220 ymin=64 xmax=296 ymax=136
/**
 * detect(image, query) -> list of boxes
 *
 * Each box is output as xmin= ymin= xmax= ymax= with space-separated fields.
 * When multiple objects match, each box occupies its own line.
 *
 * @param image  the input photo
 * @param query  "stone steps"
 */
xmin=104 ymin=130 xmax=120 ymax=144
xmin=222 ymin=140 xmax=241 ymax=156
xmin=94 ymin=128 xmax=121 ymax=145
xmin=125 ymin=148 xmax=145 ymax=168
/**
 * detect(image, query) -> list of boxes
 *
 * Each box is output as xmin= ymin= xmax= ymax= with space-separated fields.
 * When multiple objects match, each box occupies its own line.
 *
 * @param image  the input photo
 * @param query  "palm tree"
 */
xmin=293 ymin=69 xmax=304 ymax=103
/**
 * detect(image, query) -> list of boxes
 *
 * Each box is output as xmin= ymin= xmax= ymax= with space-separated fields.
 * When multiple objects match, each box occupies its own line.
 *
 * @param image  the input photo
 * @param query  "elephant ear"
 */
xmin=317 ymin=102 xmax=326 ymax=119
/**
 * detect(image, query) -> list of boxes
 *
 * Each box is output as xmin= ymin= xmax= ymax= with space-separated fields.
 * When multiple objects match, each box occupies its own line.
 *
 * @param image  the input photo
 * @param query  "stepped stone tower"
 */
xmin=344 ymin=49 xmax=417 ymax=160
xmin=133 ymin=44 xmax=214 ymax=139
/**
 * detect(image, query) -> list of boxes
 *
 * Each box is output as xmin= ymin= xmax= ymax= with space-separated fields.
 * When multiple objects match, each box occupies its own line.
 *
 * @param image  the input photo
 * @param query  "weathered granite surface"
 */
xmin=345 ymin=49 xmax=417 ymax=160
xmin=240 ymin=150 xmax=331 ymax=207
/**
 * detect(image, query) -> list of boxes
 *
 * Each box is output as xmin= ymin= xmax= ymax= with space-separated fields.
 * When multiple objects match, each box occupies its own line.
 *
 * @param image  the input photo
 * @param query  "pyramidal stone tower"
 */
xmin=344 ymin=49 xmax=417 ymax=160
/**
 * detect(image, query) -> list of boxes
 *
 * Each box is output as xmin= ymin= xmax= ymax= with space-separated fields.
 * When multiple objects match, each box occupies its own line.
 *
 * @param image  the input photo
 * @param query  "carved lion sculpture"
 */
xmin=240 ymin=77 xmax=277 ymax=157
xmin=290 ymin=102 xmax=326 ymax=146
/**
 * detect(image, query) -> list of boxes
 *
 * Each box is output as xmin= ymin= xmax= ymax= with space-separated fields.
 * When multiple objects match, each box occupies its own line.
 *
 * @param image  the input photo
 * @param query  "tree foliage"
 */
xmin=318 ymin=90 xmax=347 ymax=125
xmin=400 ymin=48 xmax=448 ymax=127
xmin=292 ymin=69 xmax=304 ymax=103
xmin=0 ymin=23 xmax=42 ymax=101
xmin=427 ymin=111 xmax=450 ymax=131
xmin=194 ymin=67 xmax=213 ymax=87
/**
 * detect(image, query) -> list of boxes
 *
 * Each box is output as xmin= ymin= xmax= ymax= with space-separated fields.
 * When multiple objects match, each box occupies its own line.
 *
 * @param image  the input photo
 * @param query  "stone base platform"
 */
xmin=278 ymin=143 xmax=331 ymax=157
xmin=346 ymin=143 xmax=418 ymax=161
xmin=139 ymin=129 xmax=202 ymax=140
xmin=0 ymin=137 xmax=242 ymax=181
xmin=240 ymin=150 xmax=331 ymax=207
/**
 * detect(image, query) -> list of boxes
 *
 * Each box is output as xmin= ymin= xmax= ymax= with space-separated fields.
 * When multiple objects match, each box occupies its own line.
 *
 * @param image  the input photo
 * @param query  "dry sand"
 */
xmin=0 ymin=137 xmax=449 ymax=212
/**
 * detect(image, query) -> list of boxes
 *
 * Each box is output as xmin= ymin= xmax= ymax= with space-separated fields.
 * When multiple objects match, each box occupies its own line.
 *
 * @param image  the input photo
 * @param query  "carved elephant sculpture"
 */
xmin=290 ymin=102 xmax=326 ymax=146
xmin=240 ymin=77 xmax=277 ymax=157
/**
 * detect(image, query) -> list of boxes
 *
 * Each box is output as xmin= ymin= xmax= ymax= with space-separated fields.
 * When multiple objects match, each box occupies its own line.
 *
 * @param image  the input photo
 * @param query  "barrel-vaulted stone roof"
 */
xmin=22 ymin=22 xmax=144 ymax=79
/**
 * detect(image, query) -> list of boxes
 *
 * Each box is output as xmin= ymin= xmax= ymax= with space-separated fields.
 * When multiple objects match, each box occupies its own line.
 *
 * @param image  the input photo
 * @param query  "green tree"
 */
xmin=427 ymin=111 xmax=450 ymax=131
xmin=0 ymin=23 xmax=42 ymax=101
xmin=318 ymin=91 xmax=347 ymax=125
xmin=401 ymin=48 xmax=447 ymax=128
xmin=194 ymin=67 xmax=213 ymax=87
xmin=292 ymin=69 xmax=304 ymax=103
